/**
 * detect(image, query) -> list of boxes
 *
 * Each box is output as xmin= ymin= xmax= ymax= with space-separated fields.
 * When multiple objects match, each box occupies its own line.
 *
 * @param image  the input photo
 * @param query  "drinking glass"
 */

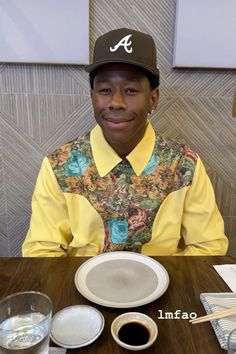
xmin=228 ymin=328 xmax=236 ymax=354
xmin=0 ymin=291 xmax=52 ymax=354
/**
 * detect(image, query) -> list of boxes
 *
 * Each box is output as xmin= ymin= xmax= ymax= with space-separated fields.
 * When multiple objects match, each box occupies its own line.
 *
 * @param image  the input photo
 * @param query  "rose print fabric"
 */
xmin=48 ymin=132 xmax=197 ymax=253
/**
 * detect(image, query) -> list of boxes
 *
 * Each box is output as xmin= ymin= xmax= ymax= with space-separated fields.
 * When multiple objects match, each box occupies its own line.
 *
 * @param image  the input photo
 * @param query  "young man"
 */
xmin=22 ymin=28 xmax=228 ymax=256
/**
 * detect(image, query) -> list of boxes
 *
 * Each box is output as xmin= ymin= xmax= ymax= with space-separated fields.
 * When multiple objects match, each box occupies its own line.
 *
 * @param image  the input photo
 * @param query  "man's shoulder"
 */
xmin=155 ymin=134 xmax=198 ymax=164
xmin=47 ymin=132 xmax=91 ymax=169
xmin=153 ymin=134 xmax=199 ymax=189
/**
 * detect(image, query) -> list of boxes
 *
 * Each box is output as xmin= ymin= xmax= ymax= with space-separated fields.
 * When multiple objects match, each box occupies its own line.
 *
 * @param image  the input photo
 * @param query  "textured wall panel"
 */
xmin=0 ymin=0 xmax=235 ymax=256
xmin=0 ymin=120 xmax=8 ymax=256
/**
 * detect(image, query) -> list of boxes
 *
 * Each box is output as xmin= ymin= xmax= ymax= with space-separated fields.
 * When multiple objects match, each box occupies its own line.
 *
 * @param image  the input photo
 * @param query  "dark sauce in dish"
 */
xmin=118 ymin=321 xmax=150 ymax=346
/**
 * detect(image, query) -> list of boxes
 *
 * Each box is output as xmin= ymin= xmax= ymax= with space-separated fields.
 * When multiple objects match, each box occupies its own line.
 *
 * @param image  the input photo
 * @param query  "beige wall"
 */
xmin=0 ymin=0 xmax=235 ymax=256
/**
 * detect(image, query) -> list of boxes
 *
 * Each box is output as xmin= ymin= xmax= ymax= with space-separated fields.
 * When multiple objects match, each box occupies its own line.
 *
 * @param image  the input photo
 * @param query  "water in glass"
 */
xmin=0 ymin=312 xmax=49 ymax=354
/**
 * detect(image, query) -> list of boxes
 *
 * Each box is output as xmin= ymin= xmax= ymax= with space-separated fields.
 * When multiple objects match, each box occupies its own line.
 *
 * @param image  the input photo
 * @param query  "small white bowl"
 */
xmin=50 ymin=305 xmax=104 ymax=349
xmin=111 ymin=312 xmax=158 ymax=351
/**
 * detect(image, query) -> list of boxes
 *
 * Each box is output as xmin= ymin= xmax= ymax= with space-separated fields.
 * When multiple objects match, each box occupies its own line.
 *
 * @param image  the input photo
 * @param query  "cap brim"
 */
xmin=85 ymin=58 xmax=159 ymax=78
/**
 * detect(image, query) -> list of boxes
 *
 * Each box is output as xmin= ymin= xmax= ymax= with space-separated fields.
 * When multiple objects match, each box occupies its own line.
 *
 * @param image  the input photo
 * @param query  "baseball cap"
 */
xmin=85 ymin=28 xmax=159 ymax=82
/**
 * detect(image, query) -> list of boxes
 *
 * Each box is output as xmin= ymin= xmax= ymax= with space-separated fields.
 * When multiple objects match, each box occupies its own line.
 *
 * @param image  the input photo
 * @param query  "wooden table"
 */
xmin=0 ymin=256 xmax=235 ymax=353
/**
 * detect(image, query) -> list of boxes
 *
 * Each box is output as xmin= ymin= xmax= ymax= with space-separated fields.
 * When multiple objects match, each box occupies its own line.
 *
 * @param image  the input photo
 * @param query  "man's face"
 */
xmin=90 ymin=63 xmax=159 ymax=157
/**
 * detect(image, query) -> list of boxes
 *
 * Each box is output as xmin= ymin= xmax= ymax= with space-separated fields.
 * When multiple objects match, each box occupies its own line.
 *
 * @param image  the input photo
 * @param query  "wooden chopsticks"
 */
xmin=190 ymin=307 xmax=236 ymax=324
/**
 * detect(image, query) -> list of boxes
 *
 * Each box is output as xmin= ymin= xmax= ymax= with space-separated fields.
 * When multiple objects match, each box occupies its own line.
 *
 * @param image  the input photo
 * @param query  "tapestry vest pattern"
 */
xmin=48 ymin=133 xmax=197 ymax=253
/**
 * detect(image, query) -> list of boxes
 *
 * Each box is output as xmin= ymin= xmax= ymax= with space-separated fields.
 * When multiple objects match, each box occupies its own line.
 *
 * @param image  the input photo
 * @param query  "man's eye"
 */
xmin=125 ymin=88 xmax=138 ymax=95
xmin=98 ymin=88 xmax=111 ymax=94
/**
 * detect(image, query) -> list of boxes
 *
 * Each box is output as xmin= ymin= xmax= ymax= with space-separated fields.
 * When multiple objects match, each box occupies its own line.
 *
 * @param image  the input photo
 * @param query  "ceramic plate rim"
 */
xmin=50 ymin=305 xmax=105 ymax=349
xmin=74 ymin=252 xmax=169 ymax=308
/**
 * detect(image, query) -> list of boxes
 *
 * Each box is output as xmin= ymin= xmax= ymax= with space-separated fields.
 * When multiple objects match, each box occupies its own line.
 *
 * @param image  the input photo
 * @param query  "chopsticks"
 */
xmin=190 ymin=307 xmax=236 ymax=324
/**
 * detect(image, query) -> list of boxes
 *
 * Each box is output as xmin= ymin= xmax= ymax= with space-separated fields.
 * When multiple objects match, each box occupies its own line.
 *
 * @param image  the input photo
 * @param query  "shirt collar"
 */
xmin=90 ymin=121 xmax=156 ymax=177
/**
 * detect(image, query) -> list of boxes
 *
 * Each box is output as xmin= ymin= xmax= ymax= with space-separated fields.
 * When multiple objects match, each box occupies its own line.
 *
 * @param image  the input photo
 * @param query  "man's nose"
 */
xmin=108 ymin=91 xmax=126 ymax=110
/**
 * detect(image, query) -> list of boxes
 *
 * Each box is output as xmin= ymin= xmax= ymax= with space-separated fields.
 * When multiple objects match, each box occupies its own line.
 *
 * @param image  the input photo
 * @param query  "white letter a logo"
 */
xmin=110 ymin=34 xmax=133 ymax=53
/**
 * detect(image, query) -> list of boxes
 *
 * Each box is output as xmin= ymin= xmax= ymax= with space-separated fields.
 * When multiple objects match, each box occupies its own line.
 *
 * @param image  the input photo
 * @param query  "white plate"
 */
xmin=50 ymin=305 xmax=104 ymax=349
xmin=74 ymin=252 xmax=169 ymax=308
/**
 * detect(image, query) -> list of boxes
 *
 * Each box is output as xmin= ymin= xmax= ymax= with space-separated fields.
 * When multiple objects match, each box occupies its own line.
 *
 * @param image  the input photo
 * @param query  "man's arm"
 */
xmin=175 ymin=157 xmax=228 ymax=255
xmin=22 ymin=157 xmax=72 ymax=257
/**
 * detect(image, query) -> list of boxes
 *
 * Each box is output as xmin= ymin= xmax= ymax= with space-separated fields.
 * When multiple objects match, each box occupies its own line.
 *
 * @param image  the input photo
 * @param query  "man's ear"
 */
xmin=150 ymin=88 xmax=159 ymax=112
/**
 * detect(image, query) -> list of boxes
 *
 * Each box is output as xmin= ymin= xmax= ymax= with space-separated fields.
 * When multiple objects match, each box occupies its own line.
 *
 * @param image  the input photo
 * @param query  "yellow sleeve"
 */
xmin=175 ymin=158 xmax=228 ymax=255
xmin=22 ymin=157 xmax=72 ymax=257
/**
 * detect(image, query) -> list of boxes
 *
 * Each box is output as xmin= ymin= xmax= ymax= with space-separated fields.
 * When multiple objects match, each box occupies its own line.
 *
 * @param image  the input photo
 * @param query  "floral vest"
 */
xmin=48 ymin=132 xmax=197 ymax=253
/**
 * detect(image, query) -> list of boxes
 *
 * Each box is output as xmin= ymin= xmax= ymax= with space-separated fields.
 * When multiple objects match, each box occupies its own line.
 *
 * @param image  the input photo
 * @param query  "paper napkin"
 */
xmin=213 ymin=265 xmax=236 ymax=292
xmin=200 ymin=292 xmax=236 ymax=350
xmin=49 ymin=348 xmax=67 ymax=354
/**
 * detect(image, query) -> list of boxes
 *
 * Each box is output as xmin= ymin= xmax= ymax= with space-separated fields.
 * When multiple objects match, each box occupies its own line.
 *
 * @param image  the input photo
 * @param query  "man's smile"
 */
xmin=102 ymin=116 xmax=134 ymax=129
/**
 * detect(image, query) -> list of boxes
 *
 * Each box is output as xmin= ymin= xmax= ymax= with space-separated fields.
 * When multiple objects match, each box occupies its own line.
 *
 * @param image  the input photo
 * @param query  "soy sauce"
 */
xmin=118 ymin=321 xmax=150 ymax=346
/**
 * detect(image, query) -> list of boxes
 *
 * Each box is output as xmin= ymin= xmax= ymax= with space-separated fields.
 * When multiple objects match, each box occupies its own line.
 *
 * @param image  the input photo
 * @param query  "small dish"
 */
xmin=50 ymin=305 xmax=104 ymax=349
xmin=111 ymin=312 xmax=158 ymax=351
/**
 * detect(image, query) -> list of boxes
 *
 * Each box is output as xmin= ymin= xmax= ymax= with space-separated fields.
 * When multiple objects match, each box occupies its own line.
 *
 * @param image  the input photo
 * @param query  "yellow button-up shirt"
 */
xmin=22 ymin=122 xmax=228 ymax=256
